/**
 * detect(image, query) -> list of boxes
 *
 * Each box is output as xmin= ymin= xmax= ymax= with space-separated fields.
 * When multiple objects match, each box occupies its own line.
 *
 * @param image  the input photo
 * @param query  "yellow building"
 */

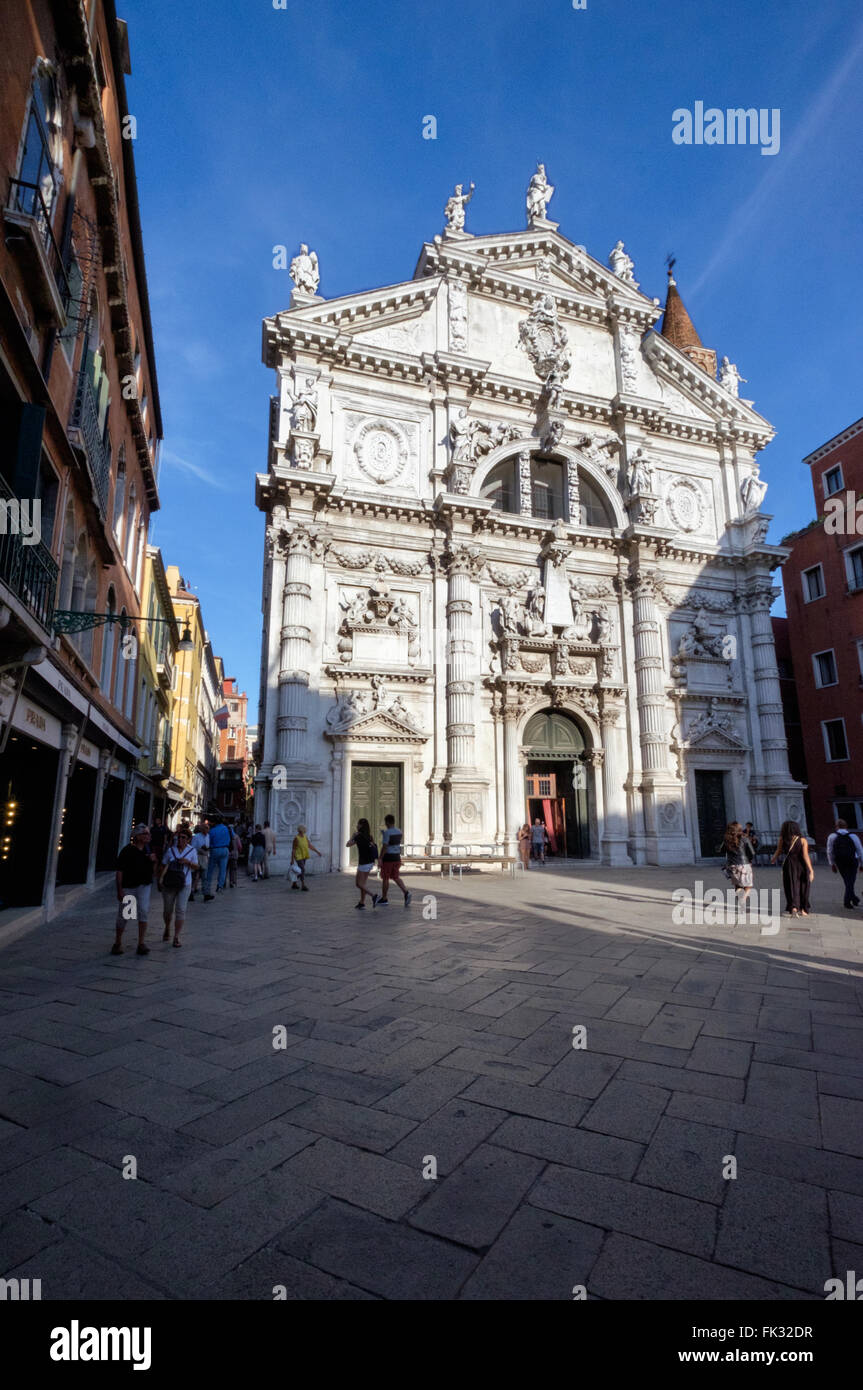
xmin=129 ymin=547 xmax=183 ymax=825
xmin=165 ymin=566 xmax=220 ymax=824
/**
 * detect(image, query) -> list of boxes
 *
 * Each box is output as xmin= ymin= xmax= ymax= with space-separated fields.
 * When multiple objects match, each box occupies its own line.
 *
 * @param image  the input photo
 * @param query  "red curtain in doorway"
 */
xmin=541 ymin=799 xmax=558 ymax=854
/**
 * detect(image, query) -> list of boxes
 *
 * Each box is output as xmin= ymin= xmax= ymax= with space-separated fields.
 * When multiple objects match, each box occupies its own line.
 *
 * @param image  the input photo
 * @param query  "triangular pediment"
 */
xmin=643 ymin=330 xmax=773 ymax=438
xmin=687 ymin=724 xmax=748 ymax=752
xmin=325 ymin=707 xmax=428 ymax=742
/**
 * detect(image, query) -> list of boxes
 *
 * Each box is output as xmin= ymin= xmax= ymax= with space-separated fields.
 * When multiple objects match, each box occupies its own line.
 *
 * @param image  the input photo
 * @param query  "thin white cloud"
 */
xmin=691 ymin=18 xmax=863 ymax=296
xmin=162 ymin=449 xmax=235 ymax=492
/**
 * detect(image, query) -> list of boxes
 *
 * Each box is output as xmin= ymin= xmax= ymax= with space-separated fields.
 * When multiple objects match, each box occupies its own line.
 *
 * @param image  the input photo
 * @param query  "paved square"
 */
xmin=1 ymin=863 xmax=861 ymax=1300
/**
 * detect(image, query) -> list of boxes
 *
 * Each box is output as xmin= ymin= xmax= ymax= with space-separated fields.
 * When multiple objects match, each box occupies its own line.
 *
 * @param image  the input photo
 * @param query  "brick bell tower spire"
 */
xmin=660 ymin=260 xmax=717 ymax=378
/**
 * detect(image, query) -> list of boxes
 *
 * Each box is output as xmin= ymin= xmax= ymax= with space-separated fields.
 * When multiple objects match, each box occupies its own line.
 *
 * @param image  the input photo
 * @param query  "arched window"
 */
xmin=100 ymin=587 xmax=117 ymax=691
xmin=124 ymin=485 xmax=136 ymax=572
xmin=133 ymin=515 xmax=146 ymax=594
xmin=113 ymin=607 xmax=128 ymax=708
xmin=112 ymin=444 xmax=126 ymax=548
xmin=578 ymin=476 xmax=614 ymax=529
xmin=16 ymin=59 xmax=63 ymax=226
xmin=480 ymin=459 xmax=518 ymax=513
xmin=529 ymin=456 xmax=565 ymax=521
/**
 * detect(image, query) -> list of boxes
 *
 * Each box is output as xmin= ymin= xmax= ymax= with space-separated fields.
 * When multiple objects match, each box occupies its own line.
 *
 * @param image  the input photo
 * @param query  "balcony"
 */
xmin=0 ymin=473 xmax=58 ymax=633
xmin=69 ymin=361 xmax=111 ymax=519
xmin=156 ymin=657 xmax=173 ymax=690
xmin=4 ymin=179 xmax=70 ymax=325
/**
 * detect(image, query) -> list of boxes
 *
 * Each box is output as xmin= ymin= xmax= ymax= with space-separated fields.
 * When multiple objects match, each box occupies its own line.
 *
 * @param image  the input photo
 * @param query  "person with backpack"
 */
xmin=158 ymin=826 xmax=198 ymax=947
xmin=347 ymin=817 xmax=378 ymax=910
xmin=377 ymin=814 xmax=411 ymax=908
xmin=204 ymin=814 xmax=232 ymax=899
xmin=826 ymin=819 xmax=863 ymax=909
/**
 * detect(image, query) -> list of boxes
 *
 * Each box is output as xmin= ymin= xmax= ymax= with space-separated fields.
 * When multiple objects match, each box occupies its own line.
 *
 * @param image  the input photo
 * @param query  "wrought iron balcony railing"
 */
xmin=0 ymin=473 xmax=58 ymax=632
xmin=6 ymin=177 xmax=70 ymax=309
xmin=69 ymin=360 xmax=111 ymax=519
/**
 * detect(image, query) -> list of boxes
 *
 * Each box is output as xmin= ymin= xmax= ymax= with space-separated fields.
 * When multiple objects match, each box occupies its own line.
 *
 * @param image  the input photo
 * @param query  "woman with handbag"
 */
xmin=771 ymin=820 xmax=814 ymax=917
xmin=722 ymin=821 xmax=755 ymax=912
xmin=347 ymin=817 xmax=378 ymax=910
xmin=158 ymin=826 xmax=198 ymax=947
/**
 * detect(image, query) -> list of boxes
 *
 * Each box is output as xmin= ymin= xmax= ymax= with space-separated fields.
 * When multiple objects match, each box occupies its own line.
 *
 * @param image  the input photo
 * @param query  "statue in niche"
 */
xmin=524 ymin=587 xmax=547 ymax=637
xmin=370 ymin=674 xmax=386 ymax=708
xmin=628 ymin=447 xmax=654 ymax=495
xmin=287 ymin=376 xmax=318 ymax=432
xmin=497 ymin=593 xmax=521 ymax=637
xmin=444 ymin=181 xmax=475 ymax=231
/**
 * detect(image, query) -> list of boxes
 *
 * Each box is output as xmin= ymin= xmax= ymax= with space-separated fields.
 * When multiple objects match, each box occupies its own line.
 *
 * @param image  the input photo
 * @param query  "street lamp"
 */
xmin=51 ymin=609 xmax=194 ymax=652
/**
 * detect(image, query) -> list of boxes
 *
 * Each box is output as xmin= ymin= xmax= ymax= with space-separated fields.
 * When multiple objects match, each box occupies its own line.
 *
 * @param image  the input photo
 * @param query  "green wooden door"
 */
xmin=349 ymin=763 xmax=402 ymax=863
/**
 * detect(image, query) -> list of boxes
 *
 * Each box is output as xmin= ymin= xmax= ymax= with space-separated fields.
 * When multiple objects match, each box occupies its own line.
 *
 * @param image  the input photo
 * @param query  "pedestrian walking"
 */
xmin=771 ymin=820 xmax=814 ymax=917
xmin=262 ymin=820 xmax=276 ymax=879
xmin=347 ymin=817 xmax=378 ymax=910
xmin=826 ymin=819 xmax=863 ymax=908
xmin=531 ymin=817 xmax=547 ymax=864
xmin=289 ymin=824 xmax=321 ymax=890
xmin=517 ymin=823 xmax=532 ymax=870
xmin=228 ymin=827 xmax=241 ymax=887
xmin=189 ymin=822 xmax=209 ymax=900
xmin=149 ymin=815 xmax=169 ymax=860
xmin=377 ymin=814 xmax=411 ymax=908
xmin=204 ymin=814 xmax=231 ymax=900
xmin=722 ymin=820 xmax=755 ymax=912
xmin=249 ymin=824 xmax=267 ymax=881
xmin=112 ymin=824 xmax=157 ymax=956
xmin=158 ymin=826 xmax=197 ymax=947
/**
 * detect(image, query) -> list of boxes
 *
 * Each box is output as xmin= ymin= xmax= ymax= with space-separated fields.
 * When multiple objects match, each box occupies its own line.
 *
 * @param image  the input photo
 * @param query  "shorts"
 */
xmin=249 ymin=846 xmax=265 ymax=864
xmin=381 ymin=859 xmax=401 ymax=884
xmin=729 ymin=864 xmax=753 ymax=889
xmin=161 ymin=882 xmax=191 ymax=919
xmin=117 ymin=883 xmax=151 ymax=925
xmin=357 ymin=862 xmax=375 ymax=874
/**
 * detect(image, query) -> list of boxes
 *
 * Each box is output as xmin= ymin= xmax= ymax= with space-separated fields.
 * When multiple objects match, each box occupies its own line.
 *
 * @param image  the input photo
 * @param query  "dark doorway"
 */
xmin=57 ymin=763 xmax=97 ymax=885
xmin=0 ymin=733 xmax=57 ymax=908
xmin=523 ymin=710 xmax=590 ymax=858
xmin=96 ymin=775 xmax=125 ymax=869
xmin=349 ymin=763 xmax=402 ymax=864
xmin=694 ymin=770 xmax=727 ymax=857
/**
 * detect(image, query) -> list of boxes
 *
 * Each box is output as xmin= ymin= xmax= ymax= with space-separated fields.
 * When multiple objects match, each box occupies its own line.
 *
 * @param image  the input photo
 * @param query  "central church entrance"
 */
xmin=349 ymin=762 xmax=402 ymax=863
xmin=523 ymin=710 xmax=590 ymax=858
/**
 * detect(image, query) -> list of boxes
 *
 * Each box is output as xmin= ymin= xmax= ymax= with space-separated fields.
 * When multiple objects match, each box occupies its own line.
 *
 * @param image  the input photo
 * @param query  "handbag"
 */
xmin=163 ymin=850 xmax=190 ymax=892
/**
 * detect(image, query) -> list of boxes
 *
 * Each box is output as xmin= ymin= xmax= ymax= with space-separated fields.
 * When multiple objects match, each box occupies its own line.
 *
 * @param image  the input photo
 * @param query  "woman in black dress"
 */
xmin=771 ymin=820 xmax=814 ymax=916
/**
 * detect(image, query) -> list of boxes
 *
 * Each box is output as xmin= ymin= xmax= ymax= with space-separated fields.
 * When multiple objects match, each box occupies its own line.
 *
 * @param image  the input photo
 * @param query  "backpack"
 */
xmin=834 ymin=832 xmax=858 ymax=871
xmin=163 ymin=850 xmax=190 ymax=892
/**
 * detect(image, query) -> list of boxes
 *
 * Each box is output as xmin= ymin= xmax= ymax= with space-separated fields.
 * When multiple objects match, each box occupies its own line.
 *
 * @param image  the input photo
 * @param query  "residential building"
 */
xmin=779 ymin=416 xmax=863 ymax=845
xmin=0 ymin=0 xmax=161 ymax=920
xmin=215 ymin=676 xmax=249 ymax=820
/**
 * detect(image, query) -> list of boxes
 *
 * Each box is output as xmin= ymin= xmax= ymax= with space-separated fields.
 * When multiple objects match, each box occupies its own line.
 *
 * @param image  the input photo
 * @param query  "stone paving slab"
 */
xmin=0 ymin=861 xmax=861 ymax=1299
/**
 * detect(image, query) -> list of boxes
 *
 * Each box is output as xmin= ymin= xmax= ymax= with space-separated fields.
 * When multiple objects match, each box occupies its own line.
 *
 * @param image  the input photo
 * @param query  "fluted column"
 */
xmin=444 ymin=545 xmax=482 ymax=773
xmin=502 ymin=702 xmax=523 ymax=855
xmin=277 ymin=525 xmax=315 ymax=766
xmin=598 ymin=705 xmax=632 ymax=865
xmin=745 ymin=579 xmax=790 ymax=777
xmin=626 ymin=570 xmax=667 ymax=775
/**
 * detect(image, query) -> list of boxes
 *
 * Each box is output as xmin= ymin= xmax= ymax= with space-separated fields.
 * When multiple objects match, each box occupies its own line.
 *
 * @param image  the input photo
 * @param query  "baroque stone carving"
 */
xmin=677 ymin=609 xmax=724 ymax=659
xmin=328 ymin=547 xmax=427 ymax=576
xmin=448 ymin=279 xmax=468 ymax=353
xmin=628 ymin=447 xmax=655 ymax=497
xmin=687 ymin=698 xmax=739 ymax=741
xmin=447 ymin=410 xmax=520 ymax=493
xmin=337 ymin=584 xmax=420 ymax=665
xmin=740 ymin=469 xmax=768 ymax=515
xmin=325 ymin=686 xmax=421 ymax=732
xmin=518 ymin=295 xmax=571 ymax=405
xmin=573 ymin=432 xmax=621 ymax=483
xmin=526 ymin=162 xmax=555 ymax=223
xmin=353 ymin=419 xmax=410 ymax=486
xmin=486 ymin=565 xmax=532 ymax=591
xmin=609 ymin=241 xmax=637 ymax=287
xmin=444 ymin=182 xmax=474 ymax=232
xmin=719 ymin=357 xmax=746 ymax=397
xmin=665 ymin=479 xmax=705 ymax=533
xmin=286 ymin=376 xmax=318 ymax=432
xmin=618 ymin=327 xmax=641 ymax=393
xmin=290 ymin=244 xmax=319 ymax=295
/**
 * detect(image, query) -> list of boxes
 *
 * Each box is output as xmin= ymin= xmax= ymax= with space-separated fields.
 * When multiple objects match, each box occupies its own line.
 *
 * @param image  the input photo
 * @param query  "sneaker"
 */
xmin=203 ymin=894 xmax=215 ymax=902
xmin=110 ymin=943 xmax=124 ymax=955
xmin=136 ymin=944 xmax=150 ymax=956
xmin=355 ymin=902 xmax=365 ymax=910
xmin=371 ymin=893 xmax=379 ymax=908
xmin=378 ymin=898 xmax=389 ymax=906
xmin=301 ymin=884 xmax=309 ymax=892
xmin=404 ymin=891 xmax=412 ymax=908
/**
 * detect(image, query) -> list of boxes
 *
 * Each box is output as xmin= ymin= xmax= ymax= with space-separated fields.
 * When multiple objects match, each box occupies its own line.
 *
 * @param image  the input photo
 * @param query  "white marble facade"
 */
xmin=255 ymin=182 xmax=805 ymax=871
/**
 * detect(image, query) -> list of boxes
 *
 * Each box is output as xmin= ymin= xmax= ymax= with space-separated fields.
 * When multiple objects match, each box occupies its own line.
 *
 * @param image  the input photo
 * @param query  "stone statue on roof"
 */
xmin=526 ymin=163 xmax=555 ymax=224
xmin=290 ymin=244 xmax=319 ymax=295
xmin=444 ymin=182 xmax=475 ymax=232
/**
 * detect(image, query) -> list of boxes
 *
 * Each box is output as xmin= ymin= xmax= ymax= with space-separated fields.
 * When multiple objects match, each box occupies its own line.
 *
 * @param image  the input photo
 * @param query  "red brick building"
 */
xmin=780 ymin=416 xmax=863 ymax=847
xmin=215 ymin=677 xmax=250 ymax=820
xmin=0 ymin=1 xmax=162 ymax=919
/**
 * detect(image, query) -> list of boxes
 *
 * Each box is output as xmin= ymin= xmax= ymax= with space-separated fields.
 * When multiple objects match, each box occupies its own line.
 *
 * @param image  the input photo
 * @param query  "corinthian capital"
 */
xmin=626 ymin=569 xmax=657 ymax=601
xmin=444 ymin=543 xmax=485 ymax=580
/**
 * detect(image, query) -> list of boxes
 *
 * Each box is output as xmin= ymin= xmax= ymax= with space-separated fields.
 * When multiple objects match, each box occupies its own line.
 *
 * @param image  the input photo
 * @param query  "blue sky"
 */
xmin=124 ymin=0 xmax=863 ymax=714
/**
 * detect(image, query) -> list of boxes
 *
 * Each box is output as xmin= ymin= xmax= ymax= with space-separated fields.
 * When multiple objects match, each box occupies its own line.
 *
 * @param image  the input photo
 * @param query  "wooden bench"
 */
xmin=401 ymin=847 xmax=523 ymax=879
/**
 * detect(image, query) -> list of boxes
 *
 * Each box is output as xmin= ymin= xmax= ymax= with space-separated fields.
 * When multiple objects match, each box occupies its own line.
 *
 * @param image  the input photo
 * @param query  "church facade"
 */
xmin=254 ymin=169 xmax=804 ymax=872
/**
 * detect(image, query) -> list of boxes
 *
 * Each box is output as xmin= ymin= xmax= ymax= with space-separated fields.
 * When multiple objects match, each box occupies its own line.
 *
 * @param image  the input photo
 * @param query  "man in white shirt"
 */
xmin=190 ymin=823 xmax=209 ymax=901
xmin=826 ymin=819 xmax=863 ymax=909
